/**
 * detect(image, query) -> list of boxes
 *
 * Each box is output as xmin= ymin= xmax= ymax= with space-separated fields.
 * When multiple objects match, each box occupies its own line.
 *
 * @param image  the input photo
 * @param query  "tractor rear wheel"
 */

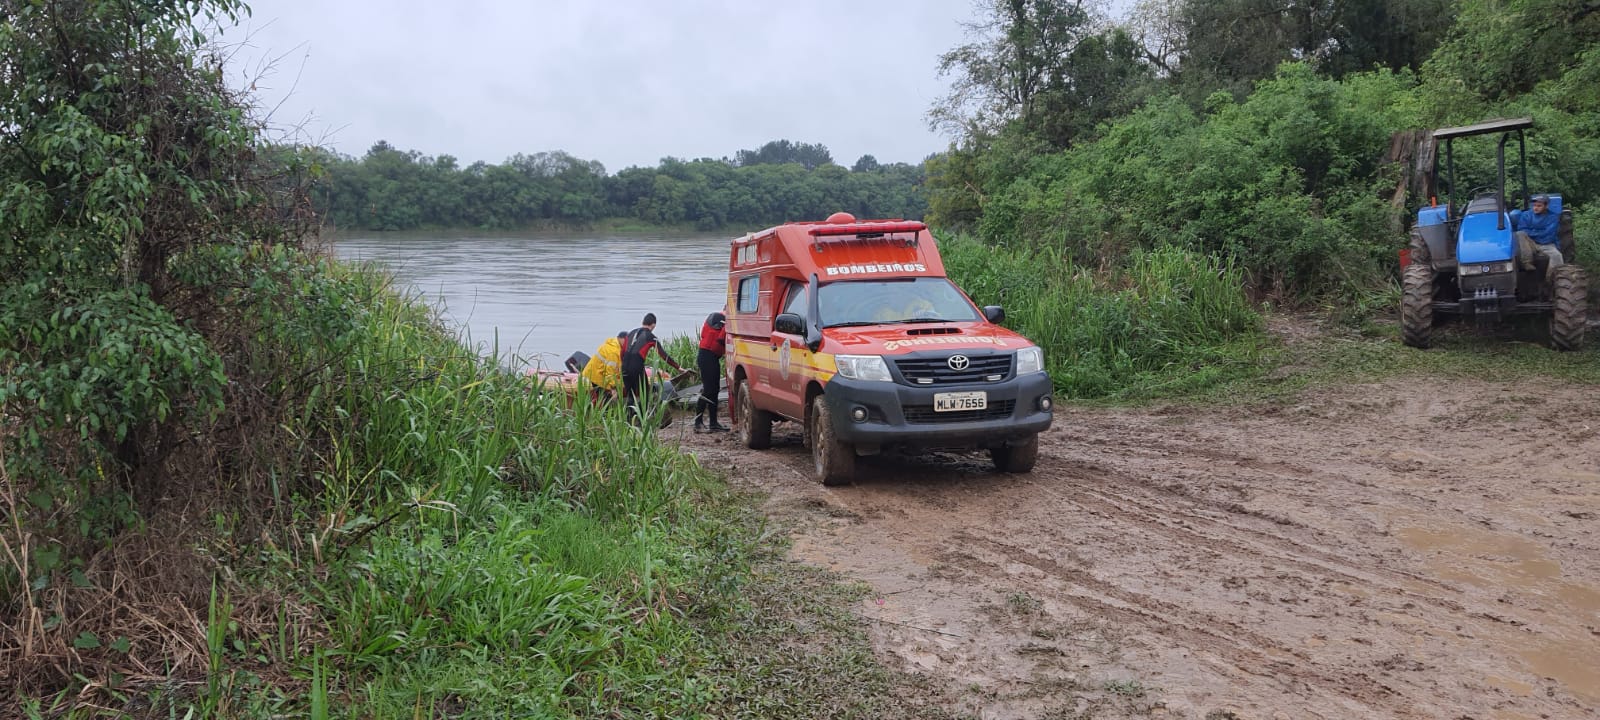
xmin=1401 ymin=264 xmax=1435 ymax=349
xmin=1407 ymin=229 xmax=1431 ymax=269
xmin=1549 ymin=264 xmax=1587 ymax=351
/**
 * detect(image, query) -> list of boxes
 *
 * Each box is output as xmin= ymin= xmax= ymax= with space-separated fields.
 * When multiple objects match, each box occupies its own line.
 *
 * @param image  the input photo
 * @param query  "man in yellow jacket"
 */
xmin=581 ymin=332 xmax=625 ymax=402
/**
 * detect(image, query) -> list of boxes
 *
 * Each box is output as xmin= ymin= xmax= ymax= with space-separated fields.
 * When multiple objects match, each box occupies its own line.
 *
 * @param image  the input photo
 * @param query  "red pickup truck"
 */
xmin=724 ymin=212 xmax=1054 ymax=486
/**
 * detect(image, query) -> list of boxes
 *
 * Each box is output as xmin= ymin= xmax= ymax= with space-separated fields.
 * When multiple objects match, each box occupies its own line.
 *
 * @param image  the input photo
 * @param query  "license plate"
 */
xmin=934 ymin=391 xmax=987 ymax=412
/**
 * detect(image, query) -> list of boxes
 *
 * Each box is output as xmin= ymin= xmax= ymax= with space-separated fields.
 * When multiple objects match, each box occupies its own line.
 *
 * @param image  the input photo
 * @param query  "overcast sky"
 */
xmin=223 ymin=0 xmax=1009 ymax=172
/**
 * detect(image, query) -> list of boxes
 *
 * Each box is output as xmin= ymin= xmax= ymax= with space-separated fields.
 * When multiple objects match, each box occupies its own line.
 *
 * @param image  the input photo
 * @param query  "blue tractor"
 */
xmin=1401 ymin=117 xmax=1587 ymax=350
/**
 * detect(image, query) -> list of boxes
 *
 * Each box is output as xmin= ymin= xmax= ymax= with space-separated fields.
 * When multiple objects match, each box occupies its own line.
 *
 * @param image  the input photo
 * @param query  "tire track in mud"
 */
xmin=1033 ymin=463 xmax=1470 ymax=612
xmin=946 ymin=532 xmax=1416 ymax=718
xmin=679 ymin=378 xmax=1600 ymax=719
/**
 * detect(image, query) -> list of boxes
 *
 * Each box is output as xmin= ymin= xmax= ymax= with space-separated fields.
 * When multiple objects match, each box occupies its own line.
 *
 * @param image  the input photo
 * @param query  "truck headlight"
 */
xmin=835 ymin=355 xmax=893 ymax=382
xmin=1016 ymin=347 xmax=1045 ymax=375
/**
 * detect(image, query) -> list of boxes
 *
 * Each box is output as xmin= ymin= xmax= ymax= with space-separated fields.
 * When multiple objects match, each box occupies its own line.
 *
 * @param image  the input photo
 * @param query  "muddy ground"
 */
xmin=672 ymin=376 xmax=1600 ymax=719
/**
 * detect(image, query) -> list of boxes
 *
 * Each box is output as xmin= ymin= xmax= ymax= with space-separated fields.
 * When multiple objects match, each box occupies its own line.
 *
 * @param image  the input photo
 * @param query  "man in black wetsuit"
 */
xmin=620 ymin=313 xmax=684 ymax=424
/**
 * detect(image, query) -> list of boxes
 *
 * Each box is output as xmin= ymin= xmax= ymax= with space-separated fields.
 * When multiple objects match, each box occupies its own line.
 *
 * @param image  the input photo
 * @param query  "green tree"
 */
xmin=1 ymin=0 xmax=347 ymax=696
xmin=1170 ymin=0 xmax=1450 ymax=99
xmin=734 ymin=139 xmax=835 ymax=169
xmin=1422 ymin=0 xmax=1600 ymax=104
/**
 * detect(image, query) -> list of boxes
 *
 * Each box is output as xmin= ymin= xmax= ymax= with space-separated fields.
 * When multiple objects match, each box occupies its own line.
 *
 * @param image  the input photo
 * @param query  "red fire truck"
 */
xmin=724 ymin=212 xmax=1054 ymax=485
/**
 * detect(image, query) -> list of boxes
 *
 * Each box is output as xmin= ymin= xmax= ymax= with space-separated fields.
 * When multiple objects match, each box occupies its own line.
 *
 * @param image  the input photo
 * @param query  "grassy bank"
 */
xmin=1192 ymin=316 xmax=1600 ymax=407
xmin=940 ymin=232 xmax=1270 ymax=400
xmin=8 ymin=259 xmax=952 ymax=718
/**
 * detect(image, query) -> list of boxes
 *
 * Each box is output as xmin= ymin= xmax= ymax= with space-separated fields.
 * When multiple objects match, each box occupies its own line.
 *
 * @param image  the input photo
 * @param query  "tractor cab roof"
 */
xmin=1433 ymin=117 xmax=1534 ymax=141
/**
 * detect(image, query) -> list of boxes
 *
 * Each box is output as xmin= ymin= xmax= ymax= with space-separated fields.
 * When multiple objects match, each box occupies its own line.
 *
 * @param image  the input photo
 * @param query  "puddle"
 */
xmin=1395 ymin=521 xmax=1600 ymax=704
xmin=1395 ymin=526 xmax=1562 ymax=586
xmin=1516 ymin=639 xmax=1600 ymax=704
xmin=1555 ymin=582 xmax=1600 ymax=619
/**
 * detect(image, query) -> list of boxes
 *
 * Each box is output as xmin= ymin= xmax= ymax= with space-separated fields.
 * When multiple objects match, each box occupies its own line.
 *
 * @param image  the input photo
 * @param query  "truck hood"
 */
xmin=821 ymin=322 xmax=1032 ymax=355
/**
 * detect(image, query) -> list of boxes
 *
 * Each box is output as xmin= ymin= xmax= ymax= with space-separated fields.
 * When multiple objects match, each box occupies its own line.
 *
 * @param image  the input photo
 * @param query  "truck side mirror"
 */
xmin=774 ymin=312 xmax=806 ymax=335
xmin=983 ymin=305 xmax=1005 ymax=324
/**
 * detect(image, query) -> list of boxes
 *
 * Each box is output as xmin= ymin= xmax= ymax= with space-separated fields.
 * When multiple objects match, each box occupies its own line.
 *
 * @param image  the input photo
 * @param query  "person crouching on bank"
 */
xmin=582 ymin=331 xmax=625 ymax=403
xmin=694 ymin=311 xmax=728 ymax=433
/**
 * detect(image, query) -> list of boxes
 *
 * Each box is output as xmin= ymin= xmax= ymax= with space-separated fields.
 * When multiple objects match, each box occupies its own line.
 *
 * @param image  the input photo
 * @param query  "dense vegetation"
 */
xmin=313 ymin=139 xmax=928 ymax=232
xmin=2 ymin=2 xmax=945 ymax=717
xmin=933 ymin=0 xmax=1600 ymax=398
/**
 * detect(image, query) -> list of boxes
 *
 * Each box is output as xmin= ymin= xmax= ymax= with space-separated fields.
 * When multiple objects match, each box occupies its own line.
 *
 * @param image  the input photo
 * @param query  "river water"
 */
xmin=333 ymin=230 xmax=731 ymax=369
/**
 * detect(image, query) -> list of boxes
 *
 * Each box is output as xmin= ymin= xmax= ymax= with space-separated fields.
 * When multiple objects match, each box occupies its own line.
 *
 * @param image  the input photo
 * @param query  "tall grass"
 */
xmin=207 ymin=263 xmax=748 ymax=717
xmin=941 ymin=232 xmax=1267 ymax=399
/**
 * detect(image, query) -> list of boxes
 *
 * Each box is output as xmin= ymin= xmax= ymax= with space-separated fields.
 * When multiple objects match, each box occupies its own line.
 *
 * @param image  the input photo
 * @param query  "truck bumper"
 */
xmin=821 ymin=373 xmax=1054 ymax=450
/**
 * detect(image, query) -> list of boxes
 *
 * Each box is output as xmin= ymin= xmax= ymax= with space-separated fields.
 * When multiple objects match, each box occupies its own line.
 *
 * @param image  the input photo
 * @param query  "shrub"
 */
xmin=942 ymin=234 xmax=1264 ymax=399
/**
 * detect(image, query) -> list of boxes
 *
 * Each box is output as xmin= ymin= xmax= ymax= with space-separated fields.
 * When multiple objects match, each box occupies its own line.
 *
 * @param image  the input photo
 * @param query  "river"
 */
xmin=333 ymin=230 xmax=730 ymax=369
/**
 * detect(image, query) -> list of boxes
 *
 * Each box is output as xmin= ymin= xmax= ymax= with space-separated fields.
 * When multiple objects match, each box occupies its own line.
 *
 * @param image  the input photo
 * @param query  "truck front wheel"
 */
xmin=991 ymin=435 xmax=1039 ymax=473
xmin=810 ymin=395 xmax=854 ymax=486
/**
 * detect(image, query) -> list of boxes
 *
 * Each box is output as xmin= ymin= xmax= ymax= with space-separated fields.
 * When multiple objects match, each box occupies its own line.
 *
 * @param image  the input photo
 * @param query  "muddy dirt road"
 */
xmin=675 ymin=377 xmax=1600 ymax=719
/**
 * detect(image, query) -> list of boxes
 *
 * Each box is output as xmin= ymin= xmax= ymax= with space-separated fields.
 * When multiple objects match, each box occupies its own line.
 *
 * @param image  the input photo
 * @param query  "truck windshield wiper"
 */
xmin=890 ymin=317 xmax=949 ymax=324
xmin=823 ymin=321 xmax=883 ymax=328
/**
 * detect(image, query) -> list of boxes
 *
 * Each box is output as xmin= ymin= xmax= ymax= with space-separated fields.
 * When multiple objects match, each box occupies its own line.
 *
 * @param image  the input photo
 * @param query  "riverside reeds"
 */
xmin=1 ymin=260 xmax=755 ymax=718
xmin=940 ymin=233 xmax=1266 ymax=398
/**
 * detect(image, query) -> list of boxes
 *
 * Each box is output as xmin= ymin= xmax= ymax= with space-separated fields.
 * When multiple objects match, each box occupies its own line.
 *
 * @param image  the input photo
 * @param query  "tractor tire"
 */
xmin=1407 ymin=228 xmax=1431 ymax=269
xmin=991 ymin=434 xmax=1039 ymax=473
xmin=735 ymin=378 xmax=772 ymax=450
xmin=810 ymin=395 xmax=854 ymax=486
xmin=1549 ymin=264 xmax=1587 ymax=351
xmin=1559 ymin=210 xmax=1575 ymax=263
xmin=1401 ymin=264 xmax=1436 ymax=349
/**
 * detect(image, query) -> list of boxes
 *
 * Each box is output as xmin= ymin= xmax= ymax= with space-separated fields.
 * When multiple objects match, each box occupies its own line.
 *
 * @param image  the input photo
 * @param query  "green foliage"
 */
xmin=0 ymin=0 xmax=327 ymax=540
xmin=1421 ymin=0 xmax=1600 ymax=105
xmin=932 ymin=0 xmax=1154 ymax=150
xmin=933 ymin=0 xmax=1600 ymax=315
xmin=735 ymin=139 xmax=834 ymax=169
xmin=942 ymin=234 xmax=1265 ymax=399
xmin=955 ymin=64 xmax=1415 ymax=300
xmin=249 ymin=268 xmax=744 ymax=717
xmin=1173 ymin=0 xmax=1450 ymax=100
xmin=316 ymin=140 xmax=926 ymax=232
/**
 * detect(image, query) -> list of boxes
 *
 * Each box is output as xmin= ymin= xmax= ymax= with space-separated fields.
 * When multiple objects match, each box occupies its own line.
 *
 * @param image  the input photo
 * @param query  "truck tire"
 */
xmin=1407 ymin=228 xmax=1431 ymax=269
xmin=1401 ymin=264 xmax=1435 ymax=349
xmin=810 ymin=395 xmax=854 ymax=486
xmin=991 ymin=434 xmax=1039 ymax=473
xmin=1550 ymin=264 xmax=1587 ymax=351
xmin=735 ymin=378 xmax=772 ymax=450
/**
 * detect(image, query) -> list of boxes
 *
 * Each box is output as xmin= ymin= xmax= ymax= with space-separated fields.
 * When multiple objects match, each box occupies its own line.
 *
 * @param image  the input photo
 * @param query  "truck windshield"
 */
xmin=818 ymin=278 xmax=981 ymax=327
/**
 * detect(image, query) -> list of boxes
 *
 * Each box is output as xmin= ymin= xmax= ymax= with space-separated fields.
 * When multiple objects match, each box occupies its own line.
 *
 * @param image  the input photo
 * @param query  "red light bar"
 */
xmin=808 ymin=221 xmax=927 ymax=237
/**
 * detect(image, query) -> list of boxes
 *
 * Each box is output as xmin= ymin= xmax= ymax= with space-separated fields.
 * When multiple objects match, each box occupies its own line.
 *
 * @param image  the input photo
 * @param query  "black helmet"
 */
xmin=706 ymin=311 xmax=726 ymax=330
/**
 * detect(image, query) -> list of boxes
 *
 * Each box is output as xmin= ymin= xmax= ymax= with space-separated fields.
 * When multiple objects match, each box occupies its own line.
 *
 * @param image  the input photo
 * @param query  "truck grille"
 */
xmin=903 ymin=400 xmax=1016 ymax=424
xmin=893 ymin=354 xmax=1013 ymax=386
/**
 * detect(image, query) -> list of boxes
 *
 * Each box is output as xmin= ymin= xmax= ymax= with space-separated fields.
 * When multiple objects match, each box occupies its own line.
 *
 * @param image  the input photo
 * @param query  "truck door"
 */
xmin=763 ymin=282 xmax=811 ymax=420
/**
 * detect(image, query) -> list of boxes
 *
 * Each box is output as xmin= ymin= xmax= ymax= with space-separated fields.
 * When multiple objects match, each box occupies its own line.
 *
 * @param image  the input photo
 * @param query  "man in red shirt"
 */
xmin=694 ymin=311 xmax=728 ymax=432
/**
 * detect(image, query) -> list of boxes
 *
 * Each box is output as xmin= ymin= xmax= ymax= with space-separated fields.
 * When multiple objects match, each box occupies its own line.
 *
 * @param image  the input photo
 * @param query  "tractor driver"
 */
xmin=1514 ymin=194 xmax=1563 ymax=279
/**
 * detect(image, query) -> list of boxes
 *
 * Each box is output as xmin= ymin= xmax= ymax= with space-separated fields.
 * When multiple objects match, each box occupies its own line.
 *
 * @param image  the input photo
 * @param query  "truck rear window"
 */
xmin=819 ymin=278 xmax=980 ymax=327
xmin=737 ymin=275 xmax=760 ymax=313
